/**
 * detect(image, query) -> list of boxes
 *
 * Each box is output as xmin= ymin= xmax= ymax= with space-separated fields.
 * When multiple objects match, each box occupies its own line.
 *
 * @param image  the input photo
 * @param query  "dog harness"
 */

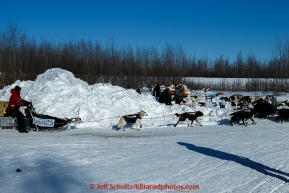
xmin=184 ymin=112 xmax=197 ymax=118
xmin=123 ymin=114 xmax=141 ymax=123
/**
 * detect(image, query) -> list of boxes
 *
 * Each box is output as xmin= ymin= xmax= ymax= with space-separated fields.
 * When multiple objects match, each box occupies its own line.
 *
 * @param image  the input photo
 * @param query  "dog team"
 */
xmin=116 ymin=110 xmax=204 ymax=131
xmin=116 ymin=87 xmax=289 ymax=130
xmin=116 ymin=105 xmax=289 ymax=131
xmin=116 ymin=102 xmax=289 ymax=131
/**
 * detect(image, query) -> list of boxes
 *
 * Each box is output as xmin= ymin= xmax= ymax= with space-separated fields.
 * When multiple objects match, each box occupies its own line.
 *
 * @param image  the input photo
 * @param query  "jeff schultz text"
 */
xmin=94 ymin=183 xmax=199 ymax=191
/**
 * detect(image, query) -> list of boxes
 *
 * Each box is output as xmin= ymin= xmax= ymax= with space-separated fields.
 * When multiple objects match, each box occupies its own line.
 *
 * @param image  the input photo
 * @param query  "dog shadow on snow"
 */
xmin=216 ymin=116 xmax=283 ymax=126
xmin=177 ymin=142 xmax=289 ymax=182
xmin=112 ymin=125 xmax=119 ymax=131
xmin=111 ymin=123 xmax=140 ymax=131
xmin=256 ymin=115 xmax=283 ymax=123
xmin=216 ymin=118 xmax=257 ymax=126
xmin=217 ymin=118 xmax=231 ymax=125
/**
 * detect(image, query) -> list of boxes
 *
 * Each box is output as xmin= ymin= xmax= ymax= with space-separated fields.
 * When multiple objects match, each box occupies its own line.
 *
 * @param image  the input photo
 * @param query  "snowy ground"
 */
xmin=1 ymin=68 xmax=289 ymax=193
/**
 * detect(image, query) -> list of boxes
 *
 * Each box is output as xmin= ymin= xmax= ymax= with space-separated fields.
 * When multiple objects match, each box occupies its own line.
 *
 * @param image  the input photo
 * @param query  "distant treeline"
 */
xmin=1 ymin=24 xmax=289 ymax=94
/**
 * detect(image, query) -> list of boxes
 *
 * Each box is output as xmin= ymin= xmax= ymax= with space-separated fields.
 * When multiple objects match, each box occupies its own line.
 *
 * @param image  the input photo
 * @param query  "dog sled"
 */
xmin=24 ymin=105 xmax=81 ymax=131
xmin=0 ymin=101 xmax=81 ymax=131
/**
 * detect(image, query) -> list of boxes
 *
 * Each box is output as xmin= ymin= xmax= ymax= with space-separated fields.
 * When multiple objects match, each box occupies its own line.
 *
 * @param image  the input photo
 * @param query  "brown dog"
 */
xmin=174 ymin=111 xmax=204 ymax=127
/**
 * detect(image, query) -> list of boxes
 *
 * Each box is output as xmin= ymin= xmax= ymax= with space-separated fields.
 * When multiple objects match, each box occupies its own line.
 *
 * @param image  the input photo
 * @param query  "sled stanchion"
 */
xmin=29 ymin=110 xmax=39 ymax=131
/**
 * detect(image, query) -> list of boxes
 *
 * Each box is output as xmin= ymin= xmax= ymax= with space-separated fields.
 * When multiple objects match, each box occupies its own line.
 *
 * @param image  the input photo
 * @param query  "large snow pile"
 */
xmin=0 ymin=68 xmax=232 ymax=128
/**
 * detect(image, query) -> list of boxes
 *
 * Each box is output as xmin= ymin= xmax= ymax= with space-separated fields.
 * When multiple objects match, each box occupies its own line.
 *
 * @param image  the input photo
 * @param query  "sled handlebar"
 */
xmin=26 ymin=103 xmax=35 ymax=111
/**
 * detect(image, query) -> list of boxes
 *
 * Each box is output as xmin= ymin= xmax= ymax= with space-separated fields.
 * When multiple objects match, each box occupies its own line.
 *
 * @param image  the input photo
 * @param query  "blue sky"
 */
xmin=1 ymin=0 xmax=289 ymax=62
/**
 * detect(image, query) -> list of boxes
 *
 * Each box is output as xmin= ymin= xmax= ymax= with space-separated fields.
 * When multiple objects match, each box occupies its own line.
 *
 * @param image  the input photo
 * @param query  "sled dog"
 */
xmin=174 ymin=111 xmax=204 ymax=127
xmin=230 ymin=109 xmax=256 ymax=126
xmin=116 ymin=110 xmax=148 ymax=130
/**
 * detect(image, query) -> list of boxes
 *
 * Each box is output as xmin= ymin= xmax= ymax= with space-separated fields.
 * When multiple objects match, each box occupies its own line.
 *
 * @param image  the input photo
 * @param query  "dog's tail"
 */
xmin=175 ymin=113 xmax=181 ymax=117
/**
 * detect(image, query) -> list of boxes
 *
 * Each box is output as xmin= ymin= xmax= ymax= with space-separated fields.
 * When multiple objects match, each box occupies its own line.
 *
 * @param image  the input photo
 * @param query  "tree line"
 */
xmin=1 ymin=24 xmax=289 ymax=94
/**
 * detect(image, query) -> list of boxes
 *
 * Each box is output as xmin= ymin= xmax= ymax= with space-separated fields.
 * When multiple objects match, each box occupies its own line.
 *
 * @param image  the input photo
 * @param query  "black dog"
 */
xmin=229 ymin=112 xmax=241 ymax=126
xmin=230 ymin=109 xmax=256 ymax=126
xmin=276 ymin=108 xmax=289 ymax=123
xmin=253 ymin=100 xmax=276 ymax=118
xmin=174 ymin=111 xmax=204 ymax=127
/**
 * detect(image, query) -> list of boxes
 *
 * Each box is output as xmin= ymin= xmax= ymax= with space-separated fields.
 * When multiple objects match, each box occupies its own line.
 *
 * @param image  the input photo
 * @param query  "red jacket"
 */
xmin=9 ymin=89 xmax=29 ymax=111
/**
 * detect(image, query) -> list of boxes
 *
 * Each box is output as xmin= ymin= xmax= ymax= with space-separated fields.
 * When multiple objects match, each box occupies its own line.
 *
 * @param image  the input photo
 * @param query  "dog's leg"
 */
xmin=122 ymin=124 xmax=127 ymax=131
xmin=117 ymin=124 xmax=122 ymax=131
xmin=189 ymin=120 xmax=194 ymax=127
xmin=174 ymin=120 xmax=180 ymax=127
xmin=116 ymin=123 xmax=121 ymax=131
xmin=117 ymin=118 xmax=122 ymax=127
xmin=135 ymin=119 xmax=141 ymax=131
xmin=195 ymin=118 xmax=202 ymax=126
xmin=117 ymin=124 xmax=124 ymax=131
xmin=250 ymin=118 xmax=256 ymax=124
xmin=117 ymin=117 xmax=126 ymax=131
xmin=276 ymin=116 xmax=281 ymax=123
xmin=243 ymin=118 xmax=248 ymax=125
xmin=230 ymin=119 xmax=234 ymax=126
xmin=241 ymin=118 xmax=245 ymax=126
xmin=138 ymin=119 xmax=142 ymax=128
xmin=242 ymin=118 xmax=247 ymax=126
xmin=230 ymin=115 xmax=237 ymax=126
xmin=237 ymin=117 xmax=242 ymax=125
xmin=281 ymin=117 xmax=284 ymax=123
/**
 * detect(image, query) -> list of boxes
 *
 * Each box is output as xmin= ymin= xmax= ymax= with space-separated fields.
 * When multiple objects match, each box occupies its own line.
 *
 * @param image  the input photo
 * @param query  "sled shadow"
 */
xmin=35 ymin=125 xmax=77 ymax=132
xmin=177 ymin=142 xmax=289 ymax=182
xmin=58 ymin=125 xmax=77 ymax=131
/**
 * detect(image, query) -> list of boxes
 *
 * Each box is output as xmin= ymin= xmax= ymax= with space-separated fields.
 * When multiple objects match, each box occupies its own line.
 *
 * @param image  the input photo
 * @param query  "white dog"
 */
xmin=116 ymin=110 xmax=148 ymax=131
